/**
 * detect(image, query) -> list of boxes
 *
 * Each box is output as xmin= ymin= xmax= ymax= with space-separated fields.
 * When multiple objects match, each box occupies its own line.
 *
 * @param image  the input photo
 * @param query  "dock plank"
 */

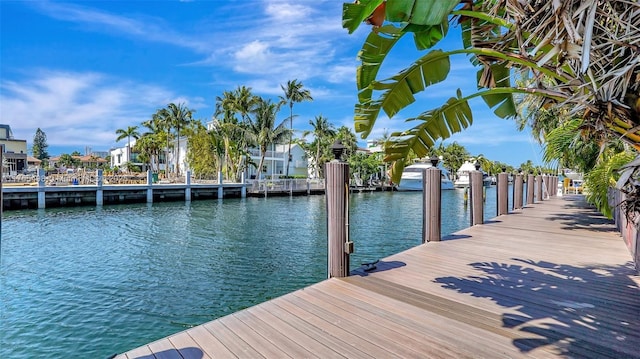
xmin=119 ymin=195 xmax=640 ymax=358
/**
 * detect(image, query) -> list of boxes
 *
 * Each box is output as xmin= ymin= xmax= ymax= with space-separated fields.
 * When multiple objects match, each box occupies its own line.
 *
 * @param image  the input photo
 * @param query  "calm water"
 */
xmin=1 ymin=188 xmax=501 ymax=358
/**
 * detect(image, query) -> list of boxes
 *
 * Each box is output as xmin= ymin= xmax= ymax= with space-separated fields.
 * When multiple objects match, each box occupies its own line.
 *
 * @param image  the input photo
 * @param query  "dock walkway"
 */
xmin=117 ymin=195 xmax=640 ymax=358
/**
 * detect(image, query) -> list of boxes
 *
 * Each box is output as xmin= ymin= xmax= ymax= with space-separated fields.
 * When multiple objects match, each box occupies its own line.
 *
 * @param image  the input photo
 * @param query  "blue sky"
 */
xmin=0 ymin=0 xmax=544 ymax=167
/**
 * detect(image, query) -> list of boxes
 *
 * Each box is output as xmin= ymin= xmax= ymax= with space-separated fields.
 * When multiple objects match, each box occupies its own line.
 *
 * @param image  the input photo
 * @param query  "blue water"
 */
xmin=0 ymin=188 xmax=501 ymax=358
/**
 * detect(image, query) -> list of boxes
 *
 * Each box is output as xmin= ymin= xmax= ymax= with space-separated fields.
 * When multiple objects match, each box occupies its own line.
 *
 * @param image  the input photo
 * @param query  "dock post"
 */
xmin=423 ymin=156 xmax=441 ymax=242
xmin=513 ymin=171 xmax=524 ymax=210
xmin=545 ymin=174 xmax=551 ymax=199
xmin=497 ymin=169 xmax=508 ymax=216
xmin=218 ymin=171 xmax=224 ymax=199
xmin=470 ymin=166 xmax=484 ymax=226
xmin=535 ymin=174 xmax=543 ymax=202
xmin=37 ymin=168 xmax=46 ymax=209
xmin=96 ymin=169 xmax=103 ymax=206
xmin=185 ymin=170 xmax=191 ymax=202
xmin=146 ymin=170 xmax=153 ymax=203
xmin=241 ymin=172 xmax=247 ymax=198
xmin=526 ymin=173 xmax=535 ymax=205
xmin=325 ymin=141 xmax=350 ymax=278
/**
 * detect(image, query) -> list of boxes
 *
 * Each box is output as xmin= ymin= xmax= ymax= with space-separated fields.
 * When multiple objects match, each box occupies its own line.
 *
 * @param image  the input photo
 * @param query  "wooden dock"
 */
xmin=117 ymin=195 xmax=640 ymax=358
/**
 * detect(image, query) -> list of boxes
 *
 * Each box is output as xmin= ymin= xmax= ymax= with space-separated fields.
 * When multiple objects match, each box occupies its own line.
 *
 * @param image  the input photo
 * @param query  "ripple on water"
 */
xmin=0 ymin=191 xmax=498 ymax=358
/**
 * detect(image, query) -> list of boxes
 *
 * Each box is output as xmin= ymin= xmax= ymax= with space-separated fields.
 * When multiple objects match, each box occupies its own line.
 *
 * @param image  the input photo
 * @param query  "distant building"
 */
xmin=0 ymin=124 xmax=28 ymax=175
xmin=245 ymin=143 xmax=309 ymax=179
xmin=365 ymin=139 xmax=384 ymax=153
xmin=49 ymin=154 xmax=108 ymax=170
xmin=110 ymin=139 xmax=166 ymax=173
xmin=108 ymin=128 xmax=311 ymax=179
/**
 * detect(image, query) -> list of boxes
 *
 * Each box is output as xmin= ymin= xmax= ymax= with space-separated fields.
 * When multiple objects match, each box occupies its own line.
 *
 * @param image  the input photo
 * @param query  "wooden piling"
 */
xmin=497 ymin=172 xmax=509 ymax=216
xmin=422 ymin=167 xmax=441 ymax=242
xmin=535 ymin=175 xmax=543 ymax=201
xmin=513 ymin=173 xmax=523 ymax=210
xmin=470 ymin=170 xmax=483 ymax=226
xmin=526 ymin=173 xmax=535 ymax=205
xmin=325 ymin=160 xmax=350 ymax=278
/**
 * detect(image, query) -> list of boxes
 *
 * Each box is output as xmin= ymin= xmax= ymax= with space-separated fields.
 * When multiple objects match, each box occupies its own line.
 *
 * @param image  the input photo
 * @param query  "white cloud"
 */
xmin=31 ymin=0 xmax=356 ymax=96
xmin=0 ymin=70 xmax=205 ymax=151
xmin=264 ymin=2 xmax=312 ymax=21
xmin=233 ymin=41 xmax=273 ymax=73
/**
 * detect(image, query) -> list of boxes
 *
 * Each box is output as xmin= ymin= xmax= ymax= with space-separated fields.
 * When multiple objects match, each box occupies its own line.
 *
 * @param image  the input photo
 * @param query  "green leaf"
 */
xmin=356 ymin=25 xmax=405 ymax=98
xmin=342 ymin=0 xmax=384 ymax=34
xmin=385 ymin=0 xmax=414 ymax=22
xmin=406 ymin=20 xmax=448 ymax=50
xmin=408 ymin=0 xmax=459 ymax=25
xmin=356 ymin=49 xmax=452 ymax=138
xmin=477 ymin=62 xmax=517 ymax=118
xmin=385 ymin=93 xmax=473 ymax=183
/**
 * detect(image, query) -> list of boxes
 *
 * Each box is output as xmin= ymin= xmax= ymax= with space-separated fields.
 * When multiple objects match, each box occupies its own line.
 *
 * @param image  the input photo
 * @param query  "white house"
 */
xmin=246 ymin=143 xmax=308 ymax=179
xmin=110 ymin=140 xmax=167 ymax=173
xmin=109 ymin=135 xmax=308 ymax=179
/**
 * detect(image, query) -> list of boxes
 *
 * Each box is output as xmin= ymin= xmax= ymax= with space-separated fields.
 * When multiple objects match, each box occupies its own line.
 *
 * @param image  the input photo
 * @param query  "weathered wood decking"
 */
xmin=117 ymin=195 xmax=640 ymax=358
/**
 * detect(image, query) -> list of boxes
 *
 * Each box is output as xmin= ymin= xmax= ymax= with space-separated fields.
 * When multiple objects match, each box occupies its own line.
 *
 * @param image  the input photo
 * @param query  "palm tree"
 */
xmin=151 ymin=108 xmax=173 ymax=178
xmin=304 ymin=115 xmax=336 ymax=178
xmin=244 ymin=98 xmax=288 ymax=180
xmin=440 ymin=142 xmax=469 ymax=178
xmin=134 ymin=133 xmax=162 ymax=173
xmin=335 ymin=126 xmax=358 ymax=157
xmin=164 ymin=103 xmax=194 ymax=177
xmin=115 ymin=126 xmax=140 ymax=168
xmin=280 ymin=80 xmax=313 ymax=178
xmin=214 ymin=87 xmax=258 ymax=180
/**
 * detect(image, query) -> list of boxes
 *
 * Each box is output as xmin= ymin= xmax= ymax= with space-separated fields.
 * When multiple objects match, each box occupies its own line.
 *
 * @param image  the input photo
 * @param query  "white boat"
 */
xmin=454 ymin=161 xmax=492 ymax=188
xmin=396 ymin=162 xmax=455 ymax=191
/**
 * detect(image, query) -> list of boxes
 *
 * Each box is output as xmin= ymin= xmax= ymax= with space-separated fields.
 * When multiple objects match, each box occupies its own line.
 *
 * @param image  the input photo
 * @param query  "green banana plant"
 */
xmin=343 ymin=0 xmax=639 ymax=185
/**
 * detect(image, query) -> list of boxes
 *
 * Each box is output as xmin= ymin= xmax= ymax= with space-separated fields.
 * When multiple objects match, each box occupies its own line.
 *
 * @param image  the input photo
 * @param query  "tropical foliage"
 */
xmin=342 ymin=0 xmax=639 ymax=215
xmin=303 ymin=115 xmax=336 ymax=178
xmin=245 ymin=98 xmax=289 ymax=180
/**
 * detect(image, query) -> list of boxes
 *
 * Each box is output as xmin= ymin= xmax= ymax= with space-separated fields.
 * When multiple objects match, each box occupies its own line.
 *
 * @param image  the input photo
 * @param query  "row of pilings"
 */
xmin=325 ymin=155 xmax=559 ymax=278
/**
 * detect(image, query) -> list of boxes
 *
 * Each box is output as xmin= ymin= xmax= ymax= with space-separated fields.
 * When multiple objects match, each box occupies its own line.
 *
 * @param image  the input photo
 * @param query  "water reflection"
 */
xmin=0 ymin=189 xmax=500 ymax=358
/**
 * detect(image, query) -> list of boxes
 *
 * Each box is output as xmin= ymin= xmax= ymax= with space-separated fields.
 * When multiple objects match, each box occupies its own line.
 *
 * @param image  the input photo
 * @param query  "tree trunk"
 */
xmin=176 ymin=125 xmax=181 ymax=177
xmin=257 ymin=153 xmax=265 ymax=181
xmin=286 ymin=104 xmax=293 ymax=178
xmin=315 ymin=143 xmax=321 ymax=178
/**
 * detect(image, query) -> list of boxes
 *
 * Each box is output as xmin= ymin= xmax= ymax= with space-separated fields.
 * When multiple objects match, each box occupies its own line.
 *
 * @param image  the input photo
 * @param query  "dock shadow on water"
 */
xmin=434 ymin=259 xmax=640 ymax=358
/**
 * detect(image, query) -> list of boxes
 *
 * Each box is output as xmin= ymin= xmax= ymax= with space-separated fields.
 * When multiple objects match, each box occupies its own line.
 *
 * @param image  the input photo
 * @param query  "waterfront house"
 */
xmin=108 ymin=131 xmax=310 ymax=180
xmin=0 ymin=124 xmax=28 ymax=175
xmin=109 ymin=140 xmax=167 ymax=173
xmin=245 ymin=143 xmax=309 ymax=179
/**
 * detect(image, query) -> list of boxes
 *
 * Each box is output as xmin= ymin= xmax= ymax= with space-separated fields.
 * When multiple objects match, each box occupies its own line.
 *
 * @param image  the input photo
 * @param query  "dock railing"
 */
xmin=609 ymin=188 xmax=640 ymax=271
xmin=247 ymin=178 xmax=324 ymax=195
